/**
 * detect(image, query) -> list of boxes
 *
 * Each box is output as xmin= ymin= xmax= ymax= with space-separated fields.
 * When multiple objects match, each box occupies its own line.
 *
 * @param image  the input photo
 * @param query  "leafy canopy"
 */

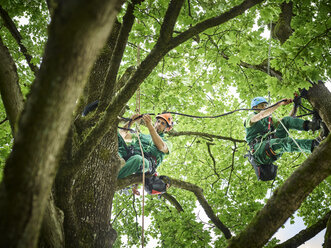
xmin=0 ymin=0 xmax=330 ymax=247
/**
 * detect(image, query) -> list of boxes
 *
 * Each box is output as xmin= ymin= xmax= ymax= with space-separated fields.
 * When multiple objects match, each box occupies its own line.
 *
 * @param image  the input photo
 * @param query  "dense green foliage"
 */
xmin=0 ymin=0 xmax=330 ymax=247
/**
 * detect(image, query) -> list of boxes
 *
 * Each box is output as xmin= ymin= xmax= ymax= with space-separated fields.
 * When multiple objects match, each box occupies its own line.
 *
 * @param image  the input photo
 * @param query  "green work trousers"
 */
xmin=253 ymin=116 xmax=313 ymax=165
xmin=117 ymin=133 xmax=150 ymax=179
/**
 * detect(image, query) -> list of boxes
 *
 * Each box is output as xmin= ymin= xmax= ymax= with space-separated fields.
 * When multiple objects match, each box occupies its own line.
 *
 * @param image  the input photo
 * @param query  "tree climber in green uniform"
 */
xmin=244 ymin=97 xmax=321 ymax=180
xmin=117 ymin=113 xmax=173 ymax=185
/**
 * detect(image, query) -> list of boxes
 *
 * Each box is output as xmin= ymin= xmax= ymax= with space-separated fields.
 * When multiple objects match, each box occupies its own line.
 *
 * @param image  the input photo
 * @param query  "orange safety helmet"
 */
xmin=156 ymin=113 xmax=174 ymax=131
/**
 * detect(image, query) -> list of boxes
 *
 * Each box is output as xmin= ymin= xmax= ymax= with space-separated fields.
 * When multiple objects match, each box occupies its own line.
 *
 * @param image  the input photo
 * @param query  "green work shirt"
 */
xmin=244 ymin=112 xmax=278 ymax=145
xmin=130 ymin=133 xmax=172 ymax=167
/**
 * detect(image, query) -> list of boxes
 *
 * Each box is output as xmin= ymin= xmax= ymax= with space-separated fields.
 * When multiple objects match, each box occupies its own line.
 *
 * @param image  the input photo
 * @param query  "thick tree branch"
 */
xmin=99 ymin=2 xmax=136 ymax=109
xmin=169 ymin=0 xmax=264 ymax=50
xmin=169 ymin=130 xmax=246 ymax=143
xmin=227 ymin=135 xmax=331 ymax=248
xmin=76 ymin=19 xmax=121 ymax=112
xmin=307 ymin=82 xmax=331 ymax=131
xmin=162 ymin=193 xmax=184 ymax=212
xmin=271 ymin=1 xmax=293 ymax=44
xmin=116 ymin=175 xmax=232 ymax=239
xmin=0 ymin=5 xmax=39 ymax=74
xmin=158 ymin=0 xmax=185 ymax=44
xmin=38 ymin=194 xmax=64 ymax=248
xmin=112 ymin=0 xmax=185 ymax=101
xmin=171 ymin=178 xmax=232 ymax=239
xmin=274 ymin=211 xmax=331 ymax=248
xmin=0 ymin=37 xmax=24 ymax=136
xmin=0 ymin=0 xmax=123 ymax=247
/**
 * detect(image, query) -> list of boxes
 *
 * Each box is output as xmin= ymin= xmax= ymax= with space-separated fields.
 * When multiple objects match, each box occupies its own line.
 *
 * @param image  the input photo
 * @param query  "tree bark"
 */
xmin=99 ymin=2 xmax=136 ymax=109
xmin=271 ymin=1 xmax=293 ymax=44
xmin=0 ymin=0 xmax=123 ymax=247
xmin=38 ymin=194 xmax=65 ymax=248
xmin=56 ymin=129 xmax=120 ymax=247
xmin=75 ymin=19 xmax=121 ymax=121
xmin=306 ymin=82 xmax=331 ymax=131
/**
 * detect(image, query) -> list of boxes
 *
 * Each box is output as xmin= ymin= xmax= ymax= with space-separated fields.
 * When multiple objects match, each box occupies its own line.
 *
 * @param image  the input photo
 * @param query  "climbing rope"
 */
xmin=135 ymin=127 xmax=146 ymax=248
xmin=119 ymin=100 xmax=288 ymax=128
xmin=267 ymin=20 xmax=272 ymax=76
xmin=273 ymin=112 xmax=308 ymax=159
xmin=264 ymin=26 xmax=309 ymax=159
xmin=134 ymin=35 xmax=146 ymax=248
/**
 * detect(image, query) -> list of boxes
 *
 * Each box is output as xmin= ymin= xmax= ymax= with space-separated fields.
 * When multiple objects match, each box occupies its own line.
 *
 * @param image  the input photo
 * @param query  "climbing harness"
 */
xmin=267 ymin=20 xmax=272 ymax=76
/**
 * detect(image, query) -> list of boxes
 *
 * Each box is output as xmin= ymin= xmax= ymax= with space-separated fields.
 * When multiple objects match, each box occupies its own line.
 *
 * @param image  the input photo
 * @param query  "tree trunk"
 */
xmin=55 ymin=128 xmax=121 ymax=247
xmin=0 ymin=1 xmax=123 ymax=247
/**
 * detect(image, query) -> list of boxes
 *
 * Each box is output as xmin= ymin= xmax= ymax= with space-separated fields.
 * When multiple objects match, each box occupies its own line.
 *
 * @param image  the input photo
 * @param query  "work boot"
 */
xmin=303 ymin=120 xmax=320 ymax=131
xmin=311 ymin=138 xmax=321 ymax=152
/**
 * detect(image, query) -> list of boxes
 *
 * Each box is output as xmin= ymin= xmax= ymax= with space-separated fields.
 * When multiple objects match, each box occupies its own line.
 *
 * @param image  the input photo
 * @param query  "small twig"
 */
xmin=162 ymin=193 xmax=184 ymax=212
xmin=182 ymin=136 xmax=197 ymax=173
xmin=225 ymin=143 xmax=237 ymax=195
xmin=187 ymin=0 xmax=192 ymax=18
xmin=290 ymin=153 xmax=302 ymax=168
xmin=0 ymin=117 xmax=8 ymax=125
xmin=0 ymin=5 xmax=38 ymax=74
xmin=111 ymin=194 xmax=133 ymax=224
xmin=206 ymin=142 xmax=220 ymax=179
xmin=169 ymin=131 xmax=245 ymax=143
xmin=136 ymin=6 xmax=162 ymax=26
xmin=132 ymin=194 xmax=141 ymax=240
